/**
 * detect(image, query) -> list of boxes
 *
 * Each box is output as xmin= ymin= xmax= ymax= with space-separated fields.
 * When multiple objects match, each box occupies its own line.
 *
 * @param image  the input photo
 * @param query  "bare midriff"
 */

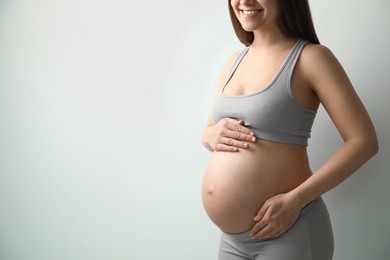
xmin=201 ymin=139 xmax=312 ymax=234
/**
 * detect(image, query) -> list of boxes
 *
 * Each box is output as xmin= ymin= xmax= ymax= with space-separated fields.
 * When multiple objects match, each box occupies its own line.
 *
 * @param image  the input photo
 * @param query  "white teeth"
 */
xmin=243 ymin=10 xmax=259 ymax=15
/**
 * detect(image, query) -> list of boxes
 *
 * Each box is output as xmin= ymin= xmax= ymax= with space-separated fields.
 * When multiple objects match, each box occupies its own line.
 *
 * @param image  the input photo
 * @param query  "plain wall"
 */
xmin=0 ymin=0 xmax=389 ymax=259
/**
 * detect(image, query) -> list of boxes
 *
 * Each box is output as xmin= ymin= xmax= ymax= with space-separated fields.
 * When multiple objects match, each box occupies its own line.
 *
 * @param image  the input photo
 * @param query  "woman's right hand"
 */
xmin=206 ymin=118 xmax=256 ymax=152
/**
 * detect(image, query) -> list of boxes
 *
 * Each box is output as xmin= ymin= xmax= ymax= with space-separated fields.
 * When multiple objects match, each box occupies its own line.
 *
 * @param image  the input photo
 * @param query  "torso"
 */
xmin=202 ymin=39 xmax=320 ymax=233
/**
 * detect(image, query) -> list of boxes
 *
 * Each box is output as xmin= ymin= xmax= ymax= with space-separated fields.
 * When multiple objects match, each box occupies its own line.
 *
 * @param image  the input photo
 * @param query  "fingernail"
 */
xmin=251 ymin=137 xmax=256 ymax=142
xmin=254 ymin=216 xmax=259 ymax=221
xmin=250 ymin=132 xmax=255 ymax=136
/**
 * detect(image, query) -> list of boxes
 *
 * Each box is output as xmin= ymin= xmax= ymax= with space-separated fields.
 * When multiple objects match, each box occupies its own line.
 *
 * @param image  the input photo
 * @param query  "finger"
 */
xmin=214 ymin=143 xmax=238 ymax=152
xmin=221 ymin=119 xmax=256 ymax=140
xmin=224 ymin=129 xmax=256 ymax=143
xmin=222 ymin=118 xmax=243 ymax=127
xmin=254 ymin=204 xmax=269 ymax=222
xmin=251 ymin=223 xmax=270 ymax=239
xmin=260 ymin=225 xmax=277 ymax=238
xmin=220 ymin=137 xmax=249 ymax=149
xmin=253 ymin=221 xmax=281 ymax=239
xmin=250 ymin=217 xmax=268 ymax=236
xmin=251 ymin=206 xmax=271 ymax=237
xmin=223 ymin=119 xmax=255 ymax=136
xmin=231 ymin=123 xmax=255 ymax=136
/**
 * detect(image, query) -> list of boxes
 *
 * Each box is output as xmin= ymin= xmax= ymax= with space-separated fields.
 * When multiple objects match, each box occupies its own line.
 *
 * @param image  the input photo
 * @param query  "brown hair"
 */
xmin=228 ymin=0 xmax=320 ymax=46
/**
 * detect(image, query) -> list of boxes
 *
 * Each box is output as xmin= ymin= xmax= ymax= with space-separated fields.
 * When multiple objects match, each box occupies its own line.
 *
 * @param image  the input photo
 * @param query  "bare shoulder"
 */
xmin=214 ymin=50 xmax=242 ymax=93
xmin=299 ymin=43 xmax=349 ymax=91
xmin=300 ymin=43 xmax=339 ymax=70
xmin=221 ymin=50 xmax=242 ymax=76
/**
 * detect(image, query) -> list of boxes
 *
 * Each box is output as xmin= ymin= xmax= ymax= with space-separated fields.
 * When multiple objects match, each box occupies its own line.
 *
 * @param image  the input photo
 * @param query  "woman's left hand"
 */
xmin=250 ymin=193 xmax=302 ymax=240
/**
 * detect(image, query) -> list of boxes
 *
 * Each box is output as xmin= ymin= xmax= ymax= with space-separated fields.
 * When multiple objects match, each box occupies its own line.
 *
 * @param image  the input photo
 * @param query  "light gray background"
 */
xmin=0 ymin=0 xmax=389 ymax=259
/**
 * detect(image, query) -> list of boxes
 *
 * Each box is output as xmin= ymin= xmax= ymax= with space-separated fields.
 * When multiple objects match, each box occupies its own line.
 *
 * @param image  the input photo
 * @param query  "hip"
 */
xmin=218 ymin=197 xmax=334 ymax=260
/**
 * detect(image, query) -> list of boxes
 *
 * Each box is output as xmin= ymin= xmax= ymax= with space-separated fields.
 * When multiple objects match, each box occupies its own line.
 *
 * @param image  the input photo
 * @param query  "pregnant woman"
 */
xmin=200 ymin=0 xmax=378 ymax=259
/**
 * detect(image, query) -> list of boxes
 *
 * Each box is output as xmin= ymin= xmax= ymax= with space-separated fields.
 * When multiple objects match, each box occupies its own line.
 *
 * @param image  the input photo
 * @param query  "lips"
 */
xmin=242 ymin=10 xmax=260 ymax=15
xmin=240 ymin=9 xmax=262 ymax=17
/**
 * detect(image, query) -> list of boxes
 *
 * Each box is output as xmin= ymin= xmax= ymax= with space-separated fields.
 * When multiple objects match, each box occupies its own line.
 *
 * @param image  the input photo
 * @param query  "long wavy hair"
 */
xmin=228 ymin=0 xmax=320 ymax=46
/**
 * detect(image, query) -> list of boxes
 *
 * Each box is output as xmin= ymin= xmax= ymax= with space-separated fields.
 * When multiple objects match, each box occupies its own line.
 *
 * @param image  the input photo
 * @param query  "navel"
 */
xmin=206 ymin=185 xmax=215 ymax=195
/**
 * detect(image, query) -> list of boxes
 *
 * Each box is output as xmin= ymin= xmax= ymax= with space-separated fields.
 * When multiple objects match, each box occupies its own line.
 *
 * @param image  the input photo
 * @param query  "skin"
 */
xmin=201 ymin=0 xmax=378 ymax=240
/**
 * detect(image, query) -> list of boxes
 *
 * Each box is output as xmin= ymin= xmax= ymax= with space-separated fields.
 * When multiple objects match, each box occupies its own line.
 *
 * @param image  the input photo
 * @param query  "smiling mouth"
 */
xmin=242 ymin=10 xmax=261 ymax=15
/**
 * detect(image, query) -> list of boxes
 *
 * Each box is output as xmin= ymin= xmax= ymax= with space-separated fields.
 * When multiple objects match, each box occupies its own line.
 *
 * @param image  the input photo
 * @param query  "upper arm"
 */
xmin=301 ymin=44 xmax=377 ymax=144
xmin=205 ymin=51 xmax=241 ymax=126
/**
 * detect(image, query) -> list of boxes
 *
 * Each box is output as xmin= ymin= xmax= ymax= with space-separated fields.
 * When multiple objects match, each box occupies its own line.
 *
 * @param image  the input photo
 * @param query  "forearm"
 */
xmin=291 ymin=138 xmax=378 ymax=208
xmin=201 ymin=126 xmax=214 ymax=152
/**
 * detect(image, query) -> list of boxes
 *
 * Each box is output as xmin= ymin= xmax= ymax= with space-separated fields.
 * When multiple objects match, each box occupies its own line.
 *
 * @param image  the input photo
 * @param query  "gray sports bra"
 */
xmin=212 ymin=39 xmax=316 ymax=145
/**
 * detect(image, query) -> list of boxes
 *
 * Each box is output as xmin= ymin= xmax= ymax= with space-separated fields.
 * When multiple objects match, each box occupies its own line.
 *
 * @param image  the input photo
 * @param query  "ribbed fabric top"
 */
xmin=212 ymin=39 xmax=316 ymax=145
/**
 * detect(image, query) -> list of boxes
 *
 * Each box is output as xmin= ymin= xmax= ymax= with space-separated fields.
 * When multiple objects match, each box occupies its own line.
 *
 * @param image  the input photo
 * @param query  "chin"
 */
xmin=240 ymin=23 xmax=260 ymax=33
xmin=242 ymin=26 xmax=255 ymax=33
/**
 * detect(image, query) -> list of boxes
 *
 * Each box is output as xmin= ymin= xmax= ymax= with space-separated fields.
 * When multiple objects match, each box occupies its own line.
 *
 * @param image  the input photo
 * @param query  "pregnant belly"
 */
xmin=201 ymin=144 xmax=311 ymax=233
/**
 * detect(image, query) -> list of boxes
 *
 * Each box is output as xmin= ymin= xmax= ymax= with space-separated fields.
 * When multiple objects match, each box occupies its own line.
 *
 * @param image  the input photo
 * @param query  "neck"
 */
xmin=250 ymin=27 xmax=296 ymax=51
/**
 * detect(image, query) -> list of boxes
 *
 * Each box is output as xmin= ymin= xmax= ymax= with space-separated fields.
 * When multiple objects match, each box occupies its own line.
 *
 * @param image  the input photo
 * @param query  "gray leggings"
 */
xmin=218 ymin=197 xmax=334 ymax=260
